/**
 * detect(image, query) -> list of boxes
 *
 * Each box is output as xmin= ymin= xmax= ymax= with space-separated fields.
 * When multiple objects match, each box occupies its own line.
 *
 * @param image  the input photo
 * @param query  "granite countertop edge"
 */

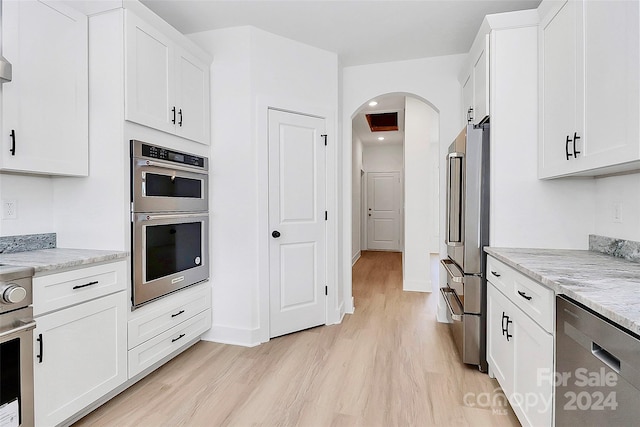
xmin=484 ymin=247 xmax=640 ymax=336
xmin=0 ymin=248 xmax=129 ymax=273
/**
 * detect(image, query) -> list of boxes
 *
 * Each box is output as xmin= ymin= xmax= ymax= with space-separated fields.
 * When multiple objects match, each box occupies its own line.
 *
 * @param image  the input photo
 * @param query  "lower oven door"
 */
xmin=133 ymin=213 xmax=209 ymax=307
xmin=0 ymin=311 xmax=35 ymax=427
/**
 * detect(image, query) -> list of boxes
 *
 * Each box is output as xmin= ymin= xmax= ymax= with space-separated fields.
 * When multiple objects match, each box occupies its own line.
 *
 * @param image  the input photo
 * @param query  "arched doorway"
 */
xmin=349 ymin=93 xmax=441 ymax=309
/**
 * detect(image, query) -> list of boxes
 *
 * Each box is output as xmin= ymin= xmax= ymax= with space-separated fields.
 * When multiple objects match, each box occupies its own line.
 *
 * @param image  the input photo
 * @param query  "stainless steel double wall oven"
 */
xmin=440 ymin=122 xmax=490 ymax=371
xmin=131 ymin=140 xmax=209 ymax=308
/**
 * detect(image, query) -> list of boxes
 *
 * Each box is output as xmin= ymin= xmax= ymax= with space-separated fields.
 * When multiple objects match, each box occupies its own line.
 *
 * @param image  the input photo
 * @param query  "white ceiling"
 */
xmin=140 ymin=0 xmax=541 ymax=67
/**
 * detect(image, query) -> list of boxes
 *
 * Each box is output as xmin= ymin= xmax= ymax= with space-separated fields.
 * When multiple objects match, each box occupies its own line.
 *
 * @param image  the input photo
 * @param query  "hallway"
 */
xmin=75 ymin=251 xmax=519 ymax=426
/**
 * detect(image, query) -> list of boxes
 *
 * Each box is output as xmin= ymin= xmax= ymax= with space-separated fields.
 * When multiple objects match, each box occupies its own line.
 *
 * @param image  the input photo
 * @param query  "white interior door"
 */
xmin=367 ymin=172 xmax=401 ymax=251
xmin=268 ymin=109 xmax=326 ymax=338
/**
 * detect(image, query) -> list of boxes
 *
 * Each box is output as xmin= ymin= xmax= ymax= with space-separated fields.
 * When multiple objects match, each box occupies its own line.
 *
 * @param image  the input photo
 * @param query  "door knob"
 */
xmin=272 ymin=230 xmax=281 ymax=238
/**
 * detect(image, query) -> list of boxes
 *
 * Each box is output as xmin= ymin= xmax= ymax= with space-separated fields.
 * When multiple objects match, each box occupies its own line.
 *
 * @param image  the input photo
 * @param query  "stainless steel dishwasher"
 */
xmin=556 ymin=295 xmax=640 ymax=425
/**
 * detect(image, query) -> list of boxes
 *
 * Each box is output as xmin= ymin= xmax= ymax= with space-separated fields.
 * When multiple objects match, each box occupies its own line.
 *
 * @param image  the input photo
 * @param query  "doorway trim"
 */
xmin=257 ymin=96 xmax=339 ymax=344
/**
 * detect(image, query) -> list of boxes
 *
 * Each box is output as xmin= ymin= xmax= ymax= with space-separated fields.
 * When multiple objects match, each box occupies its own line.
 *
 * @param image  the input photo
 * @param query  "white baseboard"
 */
xmin=344 ymin=296 xmax=355 ymax=314
xmin=403 ymin=279 xmax=432 ymax=292
xmin=201 ymin=324 xmax=261 ymax=347
xmin=351 ymin=251 xmax=361 ymax=266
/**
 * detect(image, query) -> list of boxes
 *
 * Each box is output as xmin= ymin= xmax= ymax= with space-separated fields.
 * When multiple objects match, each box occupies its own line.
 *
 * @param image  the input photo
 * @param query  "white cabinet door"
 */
xmin=487 ymin=283 xmax=514 ymax=397
xmin=472 ymin=37 xmax=489 ymax=124
xmin=1 ymin=0 xmax=88 ymax=176
xmin=580 ymin=0 xmax=640 ymax=170
xmin=539 ymin=0 xmax=579 ymax=178
xmin=175 ymin=48 xmax=210 ymax=144
xmin=125 ymin=10 xmax=176 ymax=135
xmin=540 ymin=0 xmax=640 ymax=178
xmin=34 ymin=292 xmax=127 ymax=427
xmin=512 ymin=307 xmax=554 ymax=427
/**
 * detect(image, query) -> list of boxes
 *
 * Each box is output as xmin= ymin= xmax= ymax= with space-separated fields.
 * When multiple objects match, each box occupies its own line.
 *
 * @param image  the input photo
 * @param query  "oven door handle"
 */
xmin=137 ymin=159 xmax=207 ymax=175
xmin=0 ymin=319 xmax=36 ymax=339
xmin=140 ymin=213 xmax=208 ymax=221
xmin=440 ymin=258 xmax=464 ymax=283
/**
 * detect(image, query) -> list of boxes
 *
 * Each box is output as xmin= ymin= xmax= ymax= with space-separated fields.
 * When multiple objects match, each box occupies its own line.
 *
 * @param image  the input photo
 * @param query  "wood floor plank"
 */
xmin=74 ymin=251 xmax=520 ymax=427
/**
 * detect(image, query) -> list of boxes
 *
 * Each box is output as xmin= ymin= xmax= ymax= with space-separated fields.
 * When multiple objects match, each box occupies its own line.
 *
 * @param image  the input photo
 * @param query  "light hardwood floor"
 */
xmin=75 ymin=251 xmax=520 ymax=426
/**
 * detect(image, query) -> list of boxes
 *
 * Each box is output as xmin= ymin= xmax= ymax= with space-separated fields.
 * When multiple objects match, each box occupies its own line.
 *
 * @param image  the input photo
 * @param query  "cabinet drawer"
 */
xmin=128 ymin=283 xmax=211 ymax=349
xmin=128 ymin=308 xmax=211 ymax=378
xmin=487 ymin=256 xmax=511 ymax=294
xmin=34 ymin=261 xmax=127 ymax=316
xmin=510 ymin=271 xmax=554 ymax=333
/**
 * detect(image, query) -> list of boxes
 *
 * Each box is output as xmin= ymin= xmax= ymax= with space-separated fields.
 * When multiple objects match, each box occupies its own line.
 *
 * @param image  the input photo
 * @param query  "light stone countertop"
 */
xmin=0 ymin=248 xmax=129 ymax=274
xmin=485 ymin=247 xmax=640 ymax=336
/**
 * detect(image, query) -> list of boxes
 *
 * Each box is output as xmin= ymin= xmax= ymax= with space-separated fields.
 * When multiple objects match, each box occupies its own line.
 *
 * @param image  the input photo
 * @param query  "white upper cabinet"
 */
xmin=460 ymin=34 xmax=489 ymax=125
xmin=539 ymin=0 xmax=640 ymax=178
xmin=125 ymin=10 xmax=211 ymax=145
xmin=1 ymin=0 xmax=88 ymax=176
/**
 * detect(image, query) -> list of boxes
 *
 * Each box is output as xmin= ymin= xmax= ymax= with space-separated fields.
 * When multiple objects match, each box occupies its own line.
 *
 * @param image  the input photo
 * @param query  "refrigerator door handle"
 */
xmin=445 ymin=152 xmax=465 ymax=247
xmin=440 ymin=287 xmax=464 ymax=321
xmin=440 ymin=258 xmax=464 ymax=283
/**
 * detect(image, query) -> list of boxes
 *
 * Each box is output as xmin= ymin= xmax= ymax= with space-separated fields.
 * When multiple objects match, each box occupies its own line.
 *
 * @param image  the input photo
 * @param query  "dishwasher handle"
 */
xmin=592 ymin=342 xmax=621 ymax=373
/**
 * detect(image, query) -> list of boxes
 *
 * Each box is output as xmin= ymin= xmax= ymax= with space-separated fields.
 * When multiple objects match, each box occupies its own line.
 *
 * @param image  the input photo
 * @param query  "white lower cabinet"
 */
xmin=33 ymin=291 xmax=127 ymax=427
xmin=127 ymin=283 xmax=212 ymax=378
xmin=487 ymin=256 xmax=554 ymax=427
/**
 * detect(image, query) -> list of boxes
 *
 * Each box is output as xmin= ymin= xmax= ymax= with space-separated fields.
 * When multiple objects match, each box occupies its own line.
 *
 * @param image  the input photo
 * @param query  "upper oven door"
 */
xmin=132 ymin=159 xmax=208 ymax=213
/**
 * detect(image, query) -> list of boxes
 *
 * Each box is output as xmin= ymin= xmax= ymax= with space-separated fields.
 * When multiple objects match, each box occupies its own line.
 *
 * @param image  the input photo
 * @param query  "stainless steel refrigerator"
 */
xmin=440 ymin=122 xmax=490 ymax=372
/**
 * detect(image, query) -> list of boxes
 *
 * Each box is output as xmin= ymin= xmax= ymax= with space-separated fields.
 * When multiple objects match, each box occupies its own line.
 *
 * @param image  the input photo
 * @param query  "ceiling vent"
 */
xmin=365 ymin=112 xmax=398 ymax=132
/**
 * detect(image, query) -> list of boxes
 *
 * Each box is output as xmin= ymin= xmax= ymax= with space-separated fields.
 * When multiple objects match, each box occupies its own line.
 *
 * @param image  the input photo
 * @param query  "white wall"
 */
xmin=342 ymin=54 xmax=466 ymax=311
xmin=189 ymin=26 xmax=339 ymax=346
xmin=490 ymin=26 xmax=595 ymax=250
xmin=0 ymin=174 xmax=54 ymax=236
xmin=403 ymin=97 xmax=438 ymax=292
xmin=362 ymin=144 xmax=403 ymax=171
xmin=594 ymin=174 xmax=640 ymax=241
xmin=351 ymin=136 xmax=363 ymax=263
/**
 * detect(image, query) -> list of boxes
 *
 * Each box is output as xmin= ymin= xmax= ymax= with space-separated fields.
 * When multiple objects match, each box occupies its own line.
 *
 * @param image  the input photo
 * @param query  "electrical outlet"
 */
xmin=2 ymin=199 xmax=17 ymax=220
xmin=613 ymin=201 xmax=622 ymax=223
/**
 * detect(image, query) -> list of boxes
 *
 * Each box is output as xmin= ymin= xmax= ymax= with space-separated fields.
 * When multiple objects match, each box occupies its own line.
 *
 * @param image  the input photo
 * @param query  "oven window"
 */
xmin=0 ymin=338 xmax=21 ymax=419
xmin=145 ymin=173 xmax=202 ymax=199
xmin=145 ymin=222 xmax=202 ymax=281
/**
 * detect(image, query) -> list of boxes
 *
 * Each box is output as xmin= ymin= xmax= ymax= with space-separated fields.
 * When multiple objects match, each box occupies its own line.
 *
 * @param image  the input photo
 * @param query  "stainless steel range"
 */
xmin=0 ymin=265 xmax=35 ymax=427
xmin=440 ymin=121 xmax=490 ymax=372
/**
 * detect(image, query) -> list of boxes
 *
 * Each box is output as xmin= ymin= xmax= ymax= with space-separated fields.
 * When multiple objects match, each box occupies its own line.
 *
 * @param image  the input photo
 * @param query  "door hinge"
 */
xmin=325 ymin=211 xmax=327 ymax=221
xmin=325 ymin=286 xmax=328 ymax=296
xmin=321 ymin=134 xmax=327 ymax=146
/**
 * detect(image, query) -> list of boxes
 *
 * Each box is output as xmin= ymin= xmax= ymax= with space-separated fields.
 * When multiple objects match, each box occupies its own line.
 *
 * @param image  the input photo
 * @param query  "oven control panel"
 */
xmin=141 ymin=144 xmax=205 ymax=168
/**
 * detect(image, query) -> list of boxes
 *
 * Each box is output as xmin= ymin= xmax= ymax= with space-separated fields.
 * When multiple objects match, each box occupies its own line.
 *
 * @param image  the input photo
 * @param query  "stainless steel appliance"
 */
xmin=131 ymin=140 xmax=209 ymax=308
xmin=440 ymin=122 xmax=490 ymax=371
xmin=0 ymin=265 xmax=35 ymax=427
xmin=556 ymin=295 xmax=640 ymax=425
